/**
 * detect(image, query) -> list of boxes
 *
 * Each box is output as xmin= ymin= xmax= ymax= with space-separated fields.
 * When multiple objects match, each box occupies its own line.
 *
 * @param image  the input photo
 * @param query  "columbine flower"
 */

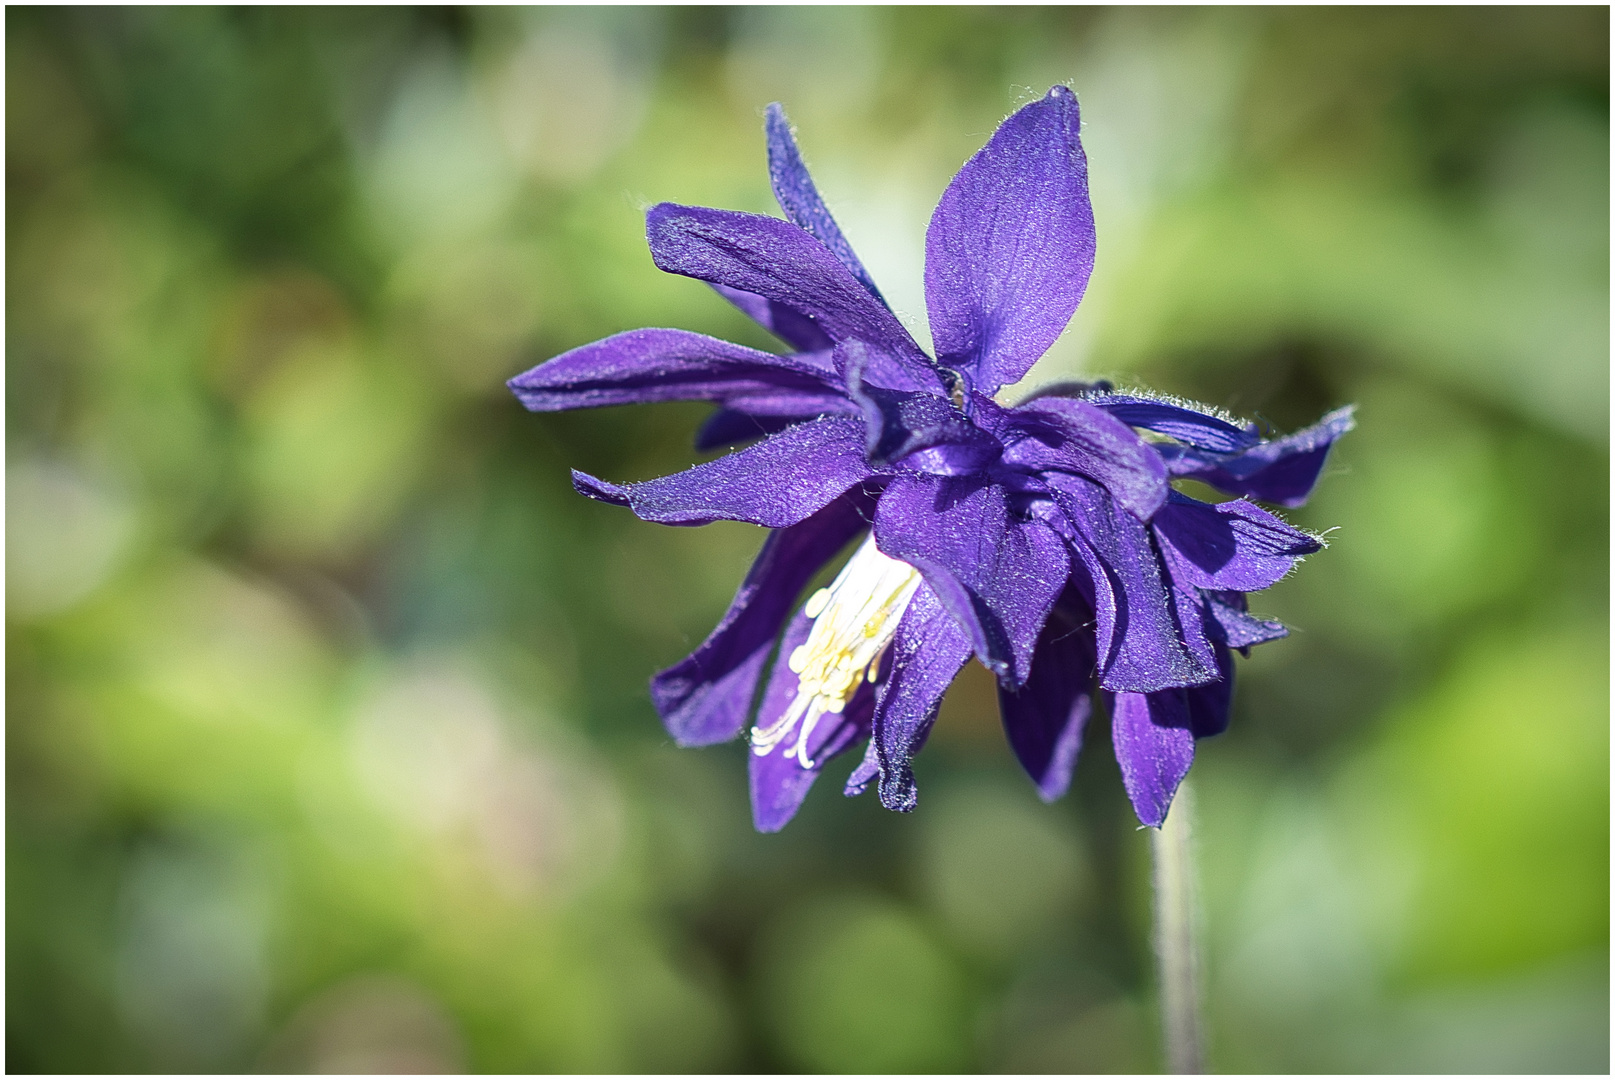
xmin=509 ymin=87 xmax=1349 ymax=831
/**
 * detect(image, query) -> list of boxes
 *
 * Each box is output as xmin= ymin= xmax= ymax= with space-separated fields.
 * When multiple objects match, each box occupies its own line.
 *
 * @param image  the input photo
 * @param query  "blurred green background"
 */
xmin=7 ymin=7 xmax=1608 ymax=1073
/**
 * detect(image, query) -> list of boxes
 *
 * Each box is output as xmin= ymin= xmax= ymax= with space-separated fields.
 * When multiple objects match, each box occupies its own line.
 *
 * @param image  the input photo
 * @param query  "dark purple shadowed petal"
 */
xmin=693 ymin=391 xmax=857 ymax=450
xmin=1012 ymin=378 xmax=1115 ymax=405
xmin=1204 ymin=590 xmax=1289 ymax=651
xmin=874 ymin=475 xmax=1069 ymax=687
xmin=765 ymin=103 xmax=887 ymax=307
xmin=646 ymin=203 xmax=941 ymax=393
xmin=573 ymin=417 xmax=875 ymax=527
xmin=1047 ymin=473 xmax=1217 ymax=693
xmin=1161 ymin=406 xmax=1356 ymax=508
xmin=1084 ymin=393 xmax=1259 ymax=453
xmin=748 ymin=610 xmax=879 ymax=832
xmin=1004 ymin=395 xmax=1170 ymax=520
xmin=871 ymin=582 xmax=974 ymax=812
xmin=1185 ymin=644 xmax=1234 ymax=738
xmin=1153 ymin=495 xmax=1322 ymax=592
xmin=842 ymin=342 xmax=1002 ymax=472
xmin=924 ymin=86 xmax=1095 ymax=395
xmin=508 ymin=328 xmax=839 ymax=412
xmin=651 ymin=489 xmax=875 ymax=746
xmin=1110 ymin=688 xmax=1195 ymax=828
xmin=998 ymin=596 xmax=1096 ymax=801
xmin=694 ymin=410 xmax=797 ymax=451
xmin=710 ymin=283 xmax=834 ymax=352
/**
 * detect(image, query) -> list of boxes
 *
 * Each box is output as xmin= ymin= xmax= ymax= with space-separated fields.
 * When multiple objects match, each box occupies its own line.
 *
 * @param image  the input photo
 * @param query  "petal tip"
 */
xmin=570 ymin=469 xmax=630 ymax=506
xmin=844 ymin=754 xmax=878 ymax=797
xmin=751 ymin=810 xmax=791 ymax=835
xmin=877 ymin=769 xmax=918 ymax=813
xmin=1135 ymin=805 xmax=1169 ymax=830
xmin=1034 ymin=771 xmax=1073 ymax=803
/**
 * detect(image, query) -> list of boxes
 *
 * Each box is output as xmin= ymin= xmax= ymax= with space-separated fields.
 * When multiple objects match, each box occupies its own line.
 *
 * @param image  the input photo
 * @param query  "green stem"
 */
xmin=1152 ymin=778 xmax=1205 ymax=1074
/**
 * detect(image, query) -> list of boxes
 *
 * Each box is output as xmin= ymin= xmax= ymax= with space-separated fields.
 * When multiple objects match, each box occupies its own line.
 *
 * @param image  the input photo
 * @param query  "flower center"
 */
xmin=750 ymin=533 xmax=922 ymax=768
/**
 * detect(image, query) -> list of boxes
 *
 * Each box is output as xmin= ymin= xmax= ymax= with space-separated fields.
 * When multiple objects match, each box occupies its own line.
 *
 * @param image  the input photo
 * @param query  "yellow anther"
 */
xmin=750 ymin=533 xmax=922 ymax=767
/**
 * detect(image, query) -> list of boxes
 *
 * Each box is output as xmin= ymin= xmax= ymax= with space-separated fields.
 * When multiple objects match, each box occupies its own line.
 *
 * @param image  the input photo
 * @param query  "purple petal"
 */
xmin=1013 ymin=378 xmax=1115 ymax=404
xmin=1002 ymin=396 xmax=1170 ymax=520
xmin=646 ymin=203 xmax=941 ymax=393
xmin=842 ymin=343 xmax=1002 ymax=472
xmin=508 ymin=328 xmax=837 ymax=412
xmin=651 ymin=490 xmax=876 ymax=746
xmin=1162 ymin=406 xmax=1356 ymax=508
xmin=871 ymin=582 xmax=974 ymax=812
xmin=748 ymin=610 xmax=879 ymax=832
xmin=1110 ymin=689 xmax=1195 ymax=828
xmin=1153 ymin=495 xmax=1321 ymax=592
xmin=693 ymin=410 xmax=795 ymax=451
xmin=710 ymin=283 xmax=834 ymax=352
xmin=571 ymin=470 xmax=629 ymax=506
xmin=573 ymin=417 xmax=875 ymax=527
xmin=924 ymin=86 xmax=1095 ymax=395
xmin=693 ymin=391 xmax=857 ymax=451
xmin=1047 ymin=474 xmax=1217 ymax=693
xmin=873 ymin=475 xmax=1069 ymax=687
xmin=1204 ymin=590 xmax=1289 ymax=651
xmin=843 ymin=738 xmax=880 ymax=797
xmin=998 ymin=597 xmax=1096 ymax=801
xmin=1185 ymin=645 xmax=1234 ymax=738
xmin=1168 ymin=576 xmax=1219 ymax=676
xmin=1084 ymin=393 xmax=1259 ymax=453
xmin=765 ymin=103 xmax=886 ymax=306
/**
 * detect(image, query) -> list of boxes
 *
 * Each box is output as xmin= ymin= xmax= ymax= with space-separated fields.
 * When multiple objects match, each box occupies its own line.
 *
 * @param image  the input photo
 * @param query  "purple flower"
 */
xmin=509 ymin=88 xmax=1349 ymax=831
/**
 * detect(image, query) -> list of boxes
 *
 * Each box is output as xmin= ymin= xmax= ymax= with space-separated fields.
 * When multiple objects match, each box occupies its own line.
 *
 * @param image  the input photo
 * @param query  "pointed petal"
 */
xmin=646 ymin=203 xmax=941 ymax=392
xmin=1111 ymin=689 xmax=1195 ymax=828
xmin=924 ymin=86 xmax=1095 ymax=395
xmin=577 ymin=417 xmax=875 ymax=528
xmin=998 ymin=598 xmax=1096 ymax=801
xmin=1153 ymin=495 xmax=1322 ymax=592
xmin=871 ymin=583 xmax=974 ymax=812
xmin=1162 ymin=406 xmax=1356 ymax=508
xmin=765 ymin=103 xmax=886 ymax=306
xmin=509 ymin=328 xmax=838 ymax=412
xmin=1203 ymin=590 xmax=1289 ymax=650
xmin=748 ymin=611 xmax=877 ymax=832
xmin=571 ymin=469 xmax=629 ymax=506
xmin=709 ymin=283 xmax=834 ymax=352
xmin=1083 ymin=393 xmax=1259 ymax=453
xmin=874 ymin=475 xmax=1069 ymax=687
xmin=843 ymin=737 xmax=880 ymax=797
xmin=650 ymin=489 xmax=875 ymax=746
xmin=1048 ymin=474 xmax=1217 ymax=693
xmin=1003 ymin=396 xmax=1170 ymax=520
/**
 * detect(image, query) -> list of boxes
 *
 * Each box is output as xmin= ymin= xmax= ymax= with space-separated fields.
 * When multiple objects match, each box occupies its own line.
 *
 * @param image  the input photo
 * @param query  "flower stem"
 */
xmin=1152 ymin=778 xmax=1205 ymax=1074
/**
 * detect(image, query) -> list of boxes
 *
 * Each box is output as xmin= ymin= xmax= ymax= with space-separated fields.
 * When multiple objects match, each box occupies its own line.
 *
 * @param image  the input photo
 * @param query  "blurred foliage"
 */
xmin=7 ymin=6 xmax=1607 ymax=1073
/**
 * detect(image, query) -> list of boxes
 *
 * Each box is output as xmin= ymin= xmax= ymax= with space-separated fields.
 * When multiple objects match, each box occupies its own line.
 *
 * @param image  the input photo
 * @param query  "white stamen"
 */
xmin=750 ymin=533 xmax=922 ymax=768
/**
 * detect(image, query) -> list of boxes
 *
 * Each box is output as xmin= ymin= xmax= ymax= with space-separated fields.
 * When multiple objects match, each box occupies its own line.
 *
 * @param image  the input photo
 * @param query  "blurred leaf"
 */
xmin=915 ymin=779 xmax=1088 ymax=962
xmin=757 ymin=892 xmax=971 ymax=1072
